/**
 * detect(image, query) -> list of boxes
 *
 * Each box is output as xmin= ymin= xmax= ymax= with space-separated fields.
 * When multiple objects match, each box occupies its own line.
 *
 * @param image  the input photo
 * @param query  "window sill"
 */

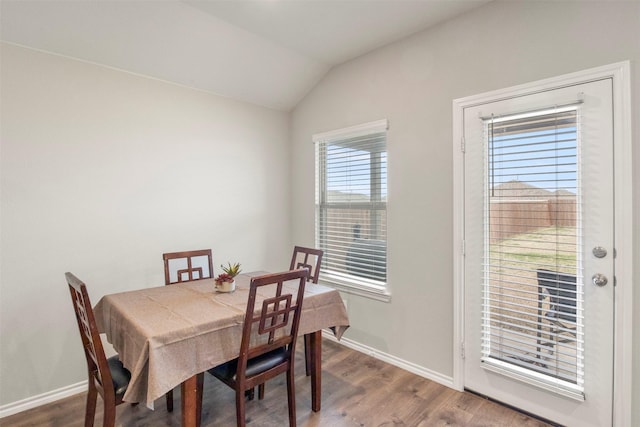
xmin=319 ymin=274 xmax=391 ymax=303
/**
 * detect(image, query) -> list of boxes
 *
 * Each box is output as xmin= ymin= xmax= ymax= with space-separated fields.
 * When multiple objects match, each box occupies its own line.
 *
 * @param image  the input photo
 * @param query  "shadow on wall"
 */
xmin=346 ymin=225 xmax=386 ymax=281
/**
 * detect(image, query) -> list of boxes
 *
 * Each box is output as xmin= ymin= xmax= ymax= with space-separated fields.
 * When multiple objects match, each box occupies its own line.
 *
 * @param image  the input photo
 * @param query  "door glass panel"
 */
xmin=481 ymin=106 xmax=584 ymax=396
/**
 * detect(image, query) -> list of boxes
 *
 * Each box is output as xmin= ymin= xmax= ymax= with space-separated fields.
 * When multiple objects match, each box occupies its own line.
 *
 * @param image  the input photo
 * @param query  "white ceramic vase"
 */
xmin=215 ymin=280 xmax=236 ymax=293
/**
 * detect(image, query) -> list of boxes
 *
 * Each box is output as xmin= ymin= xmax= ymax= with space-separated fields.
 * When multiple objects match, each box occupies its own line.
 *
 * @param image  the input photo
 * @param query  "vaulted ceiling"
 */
xmin=1 ymin=0 xmax=490 ymax=111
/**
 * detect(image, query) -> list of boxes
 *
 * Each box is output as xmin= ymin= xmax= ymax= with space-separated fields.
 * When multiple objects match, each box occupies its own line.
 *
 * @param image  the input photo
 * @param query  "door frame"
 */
xmin=452 ymin=61 xmax=632 ymax=426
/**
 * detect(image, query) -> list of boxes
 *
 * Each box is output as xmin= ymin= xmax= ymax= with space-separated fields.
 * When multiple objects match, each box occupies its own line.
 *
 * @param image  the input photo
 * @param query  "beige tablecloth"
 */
xmin=93 ymin=272 xmax=349 ymax=407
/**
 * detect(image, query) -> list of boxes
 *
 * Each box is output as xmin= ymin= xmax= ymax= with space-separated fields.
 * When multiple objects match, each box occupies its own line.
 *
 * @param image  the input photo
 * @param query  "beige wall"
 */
xmin=0 ymin=43 xmax=291 ymax=405
xmin=290 ymin=0 xmax=639 ymax=423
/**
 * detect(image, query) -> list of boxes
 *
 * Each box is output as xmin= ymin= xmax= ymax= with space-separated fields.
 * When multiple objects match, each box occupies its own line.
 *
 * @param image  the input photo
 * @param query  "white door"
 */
xmin=462 ymin=77 xmax=614 ymax=426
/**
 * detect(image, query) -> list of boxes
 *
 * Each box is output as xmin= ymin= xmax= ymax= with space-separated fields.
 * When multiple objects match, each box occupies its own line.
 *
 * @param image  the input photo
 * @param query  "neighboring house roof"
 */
xmin=491 ymin=180 xmax=575 ymax=199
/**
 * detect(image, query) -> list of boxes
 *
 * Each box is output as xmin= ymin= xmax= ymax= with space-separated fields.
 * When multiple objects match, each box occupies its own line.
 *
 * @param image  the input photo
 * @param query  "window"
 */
xmin=314 ymin=119 xmax=389 ymax=301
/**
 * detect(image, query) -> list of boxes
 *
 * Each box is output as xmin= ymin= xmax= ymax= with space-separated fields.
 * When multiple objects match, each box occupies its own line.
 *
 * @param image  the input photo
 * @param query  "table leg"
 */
xmin=181 ymin=373 xmax=204 ymax=427
xmin=309 ymin=330 xmax=322 ymax=411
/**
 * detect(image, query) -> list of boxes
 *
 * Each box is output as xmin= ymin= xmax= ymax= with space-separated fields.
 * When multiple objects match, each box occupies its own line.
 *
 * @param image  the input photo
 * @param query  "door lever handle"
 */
xmin=592 ymin=273 xmax=608 ymax=287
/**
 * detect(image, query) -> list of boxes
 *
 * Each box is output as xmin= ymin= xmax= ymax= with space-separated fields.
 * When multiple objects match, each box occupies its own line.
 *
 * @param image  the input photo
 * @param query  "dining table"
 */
xmin=93 ymin=271 xmax=350 ymax=427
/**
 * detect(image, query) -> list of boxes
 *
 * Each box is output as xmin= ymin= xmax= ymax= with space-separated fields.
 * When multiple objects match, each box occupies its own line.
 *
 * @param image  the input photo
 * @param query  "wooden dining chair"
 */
xmin=290 ymin=246 xmax=323 ymax=285
xmin=162 ymin=249 xmax=213 ymax=412
xmin=208 ymin=269 xmax=309 ymax=427
xmin=66 ymin=272 xmax=132 ymax=427
xmin=162 ymin=249 xmax=214 ymax=285
xmin=290 ymin=246 xmax=323 ymax=377
xmin=259 ymin=245 xmax=324 ymax=398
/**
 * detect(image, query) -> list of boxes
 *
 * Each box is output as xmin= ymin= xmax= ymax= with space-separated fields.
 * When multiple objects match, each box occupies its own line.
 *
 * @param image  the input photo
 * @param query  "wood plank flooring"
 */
xmin=1 ymin=340 xmax=552 ymax=426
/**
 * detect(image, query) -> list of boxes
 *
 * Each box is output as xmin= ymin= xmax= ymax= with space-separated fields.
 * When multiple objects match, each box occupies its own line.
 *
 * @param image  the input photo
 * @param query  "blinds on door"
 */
xmin=481 ymin=105 xmax=584 ymax=400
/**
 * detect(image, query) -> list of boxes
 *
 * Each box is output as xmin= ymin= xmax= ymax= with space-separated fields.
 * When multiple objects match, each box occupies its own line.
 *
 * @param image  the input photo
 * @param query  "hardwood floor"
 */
xmin=1 ymin=340 xmax=552 ymax=426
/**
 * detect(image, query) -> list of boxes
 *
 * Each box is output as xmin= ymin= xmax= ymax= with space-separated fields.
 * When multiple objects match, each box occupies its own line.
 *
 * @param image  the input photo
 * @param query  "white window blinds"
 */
xmin=314 ymin=120 xmax=388 ymax=291
xmin=481 ymin=105 xmax=584 ymax=399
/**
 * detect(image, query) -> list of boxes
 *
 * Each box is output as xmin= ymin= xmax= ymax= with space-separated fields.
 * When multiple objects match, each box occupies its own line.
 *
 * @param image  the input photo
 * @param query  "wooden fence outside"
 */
xmin=489 ymin=197 xmax=576 ymax=242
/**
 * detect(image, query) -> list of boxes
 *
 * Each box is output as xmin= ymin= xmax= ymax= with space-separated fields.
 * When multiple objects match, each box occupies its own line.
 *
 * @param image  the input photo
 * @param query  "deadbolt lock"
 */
xmin=592 ymin=246 xmax=607 ymax=258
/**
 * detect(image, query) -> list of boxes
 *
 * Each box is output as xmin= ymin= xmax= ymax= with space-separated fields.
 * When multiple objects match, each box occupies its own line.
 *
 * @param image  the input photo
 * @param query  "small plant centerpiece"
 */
xmin=215 ymin=262 xmax=241 ymax=293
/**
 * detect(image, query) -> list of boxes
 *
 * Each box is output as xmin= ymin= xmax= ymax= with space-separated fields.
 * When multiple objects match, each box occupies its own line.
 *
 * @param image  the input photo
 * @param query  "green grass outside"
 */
xmin=486 ymin=225 xmax=579 ymax=380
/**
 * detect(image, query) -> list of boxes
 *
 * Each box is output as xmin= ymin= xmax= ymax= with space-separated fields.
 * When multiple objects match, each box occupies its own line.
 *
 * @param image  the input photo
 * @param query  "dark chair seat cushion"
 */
xmin=107 ymin=356 xmax=131 ymax=396
xmin=209 ymin=347 xmax=287 ymax=382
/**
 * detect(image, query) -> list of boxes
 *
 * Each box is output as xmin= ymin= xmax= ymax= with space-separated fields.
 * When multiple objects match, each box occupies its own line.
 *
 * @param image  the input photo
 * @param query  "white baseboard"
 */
xmin=0 ymin=381 xmax=87 ymax=419
xmin=1 ymin=335 xmax=454 ymax=419
xmin=322 ymin=331 xmax=454 ymax=389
